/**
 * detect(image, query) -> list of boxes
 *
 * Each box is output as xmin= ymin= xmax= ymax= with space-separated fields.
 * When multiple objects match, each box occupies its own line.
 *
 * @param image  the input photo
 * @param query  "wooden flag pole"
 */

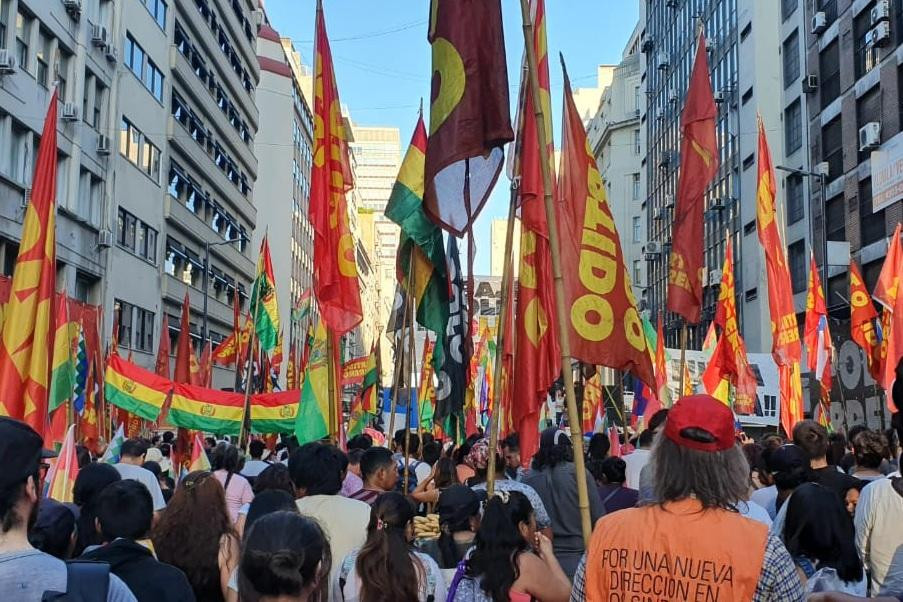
xmin=678 ymin=323 xmax=688 ymax=396
xmin=487 ymin=181 xmax=519 ymax=496
xmin=238 ymin=285 xmax=262 ymax=449
xmin=519 ymin=0 xmax=592 ymax=544
xmin=326 ymin=329 xmax=337 ymax=443
xmin=403 ymin=283 xmax=416 ymax=492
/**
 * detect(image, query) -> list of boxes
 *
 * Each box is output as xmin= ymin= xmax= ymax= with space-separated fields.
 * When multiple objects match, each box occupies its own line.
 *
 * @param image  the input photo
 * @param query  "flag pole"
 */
xmin=387 ymin=289 xmax=411 ymax=446
xmin=487 ymin=180 xmax=519 ymax=496
xmin=520 ymin=0 xmax=592 ymax=544
xmin=403 ymin=282 xmax=416 ymax=492
xmin=238 ymin=281 xmax=261 ymax=449
xmin=678 ymin=323 xmax=688 ymax=395
xmin=415 ymin=337 xmax=426 ymax=458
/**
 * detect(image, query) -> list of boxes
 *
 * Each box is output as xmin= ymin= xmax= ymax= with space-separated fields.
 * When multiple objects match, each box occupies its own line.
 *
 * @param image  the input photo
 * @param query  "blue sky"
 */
xmin=262 ymin=0 xmax=640 ymax=272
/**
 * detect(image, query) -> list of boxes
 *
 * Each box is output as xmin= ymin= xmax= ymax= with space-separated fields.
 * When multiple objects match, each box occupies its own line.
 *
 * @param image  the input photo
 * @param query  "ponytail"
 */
xmin=467 ymin=490 xmax=534 ymax=602
xmin=356 ymin=492 xmax=421 ymax=602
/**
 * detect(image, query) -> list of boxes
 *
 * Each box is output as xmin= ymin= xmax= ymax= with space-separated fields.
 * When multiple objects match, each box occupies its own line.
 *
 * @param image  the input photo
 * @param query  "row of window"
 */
xmin=10 ymin=10 xmax=72 ymax=100
xmin=115 ymin=299 xmax=155 ymax=352
xmin=194 ymin=0 xmax=254 ymax=94
xmin=119 ymin=118 xmax=162 ymax=181
xmin=174 ymin=23 xmax=253 ymax=146
xmin=124 ymin=34 xmax=164 ymax=102
xmin=117 ymin=207 xmax=158 ymax=264
xmin=163 ymin=237 xmax=248 ymax=306
xmin=171 ymin=92 xmax=251 ymax=196
xmin=140 ymin=0 xmax=167 ymax=30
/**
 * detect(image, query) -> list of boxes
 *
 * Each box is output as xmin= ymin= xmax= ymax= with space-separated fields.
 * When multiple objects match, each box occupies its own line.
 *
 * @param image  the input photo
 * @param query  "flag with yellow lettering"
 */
xmin=558 ymin=59 xmax=654 ymax=387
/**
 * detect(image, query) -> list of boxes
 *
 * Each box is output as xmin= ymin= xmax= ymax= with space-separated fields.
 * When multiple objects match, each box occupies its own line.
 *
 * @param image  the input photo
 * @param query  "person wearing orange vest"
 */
xmin=569 ymin=394 xmax=805 ymax=602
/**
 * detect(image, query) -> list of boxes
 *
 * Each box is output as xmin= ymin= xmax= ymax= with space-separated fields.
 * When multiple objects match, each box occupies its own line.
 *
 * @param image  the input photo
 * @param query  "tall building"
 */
xmin=572 ymin=65 xmax=615 ymax=125
xmin=588 ymin=21 xmax=647 ymax=305
xmin=489 ymin=217 xmax=520 ymax=278
xmin=254 ymin=19 xmax=315 ymax=378
xmin=644 ymin=0 xmax=788 ymax=355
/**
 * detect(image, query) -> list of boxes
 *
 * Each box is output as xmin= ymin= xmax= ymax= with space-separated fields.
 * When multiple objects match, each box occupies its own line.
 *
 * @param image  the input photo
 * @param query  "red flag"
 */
xmin=155 ymin=315 xmax=171 ymax=379
xmin=874 ymin=223 xmax=903 ymax=396
xmin=756 ymin=117 xmax=802 ymax=435
xmin=423 ymin=0 xmax=513 ymax=235
xmin=78 ymin=359 xmax=99 ymax=453
xmin=110 ymin=306 xmax=120 ymax=358
xmin=558 ymin=59 xmax=654 ymax=387
xmin=804 ymin=253 xmax=833 ymax=400
xmin=0 ymin=89 xmax=59 ymax=434
xmin=197 ymin=341 xmax=213 ymax=388
xmin=173 ymin=294 xmax=193 ymax=385
xmin=654 ymin=317 xmax=670 ymax=408
xmin=608 ymin=426 xmax=621 ymax=458
xmin=666 ymin=33 xmax=719 ymax=324
xmin=286 ymin=338 xmax=298 ymax=390
xmin=309 ymin=2 xmax=362 ymax=335
xmin=849 ymin=260 xmax=881 ymax=382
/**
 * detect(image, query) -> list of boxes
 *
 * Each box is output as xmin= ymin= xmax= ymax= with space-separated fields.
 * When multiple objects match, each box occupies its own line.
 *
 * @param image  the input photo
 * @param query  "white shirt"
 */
xmin=855 ymin=476 xmax=903 ymax=596
xmin=750 ymin=485 xmax=778 ymax=519
xmin=737 ymin=500 xmax=772 ymax=527
xmin=296 ymin=495 xmax=371 ymax=602
xmin=622 ymin=448 xmax=651 ymax=490
xmin=115 ymin=463 xmax=166 ymax=511
xmin=241 ymin=459 xmax=270 ymax=478
xmin=337 ymin=549 xmax=447 ymax=602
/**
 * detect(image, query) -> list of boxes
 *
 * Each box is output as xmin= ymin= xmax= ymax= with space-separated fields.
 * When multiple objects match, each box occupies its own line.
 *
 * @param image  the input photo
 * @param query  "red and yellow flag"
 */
xmin=46 ymin=424 xmax=78 ymax=502
xmin=511 ymin=0 xmax=560 ymax=466
xmin=309 ymin=1 xmax=362 ymax=336
xmin=0 ymin=90 xmax=59 ymax=435
xmin=804 ymin=253 xmax=833 ymax=401
xmin=874 ymin=223 xmax=903 ymax=397
xmin=558 ymin=60 xmax=655 ymax=388
xmin=849 ymin=260 xmax=881 ymax=382
xmin=582 ymin=372 xmax=602 ymax=433
xmin=667 ymin=33 xmax=719 ymax=324
xmin=654 ymin=317 xmax=671 ymax=407
xmin=756 ymin=117 xmax=802 ymax=435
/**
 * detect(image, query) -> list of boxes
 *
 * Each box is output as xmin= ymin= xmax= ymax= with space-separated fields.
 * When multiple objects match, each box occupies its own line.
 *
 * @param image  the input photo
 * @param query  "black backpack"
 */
xmin=395 ymin=458 xmax=422 ymax=494
xmin=42 ymin=560 xmax=111 ymax=601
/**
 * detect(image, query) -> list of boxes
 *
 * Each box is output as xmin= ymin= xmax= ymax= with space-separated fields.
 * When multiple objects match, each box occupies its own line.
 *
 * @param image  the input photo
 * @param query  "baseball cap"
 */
xmin=767 ymin=444 xmax=808 ymax=475
xmin=0 ymin=417 xmax=44 ymax=489
xmin=663 ymin=394 xmax=735 ymax=452
xmin=539 ymin=427 xmax=572 ymax=450
xmin=437 ymin=485 xmax=484 ymax=525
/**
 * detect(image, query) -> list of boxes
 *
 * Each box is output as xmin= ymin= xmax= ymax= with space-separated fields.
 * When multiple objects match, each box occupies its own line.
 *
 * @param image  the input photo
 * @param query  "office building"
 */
xmin=489 ymin=217 xmax=520 ymax=278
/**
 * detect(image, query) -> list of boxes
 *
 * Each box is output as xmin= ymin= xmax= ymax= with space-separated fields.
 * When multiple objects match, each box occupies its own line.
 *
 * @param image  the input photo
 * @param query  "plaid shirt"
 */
xmin=569 ymin=533 xmax=804 ymax=602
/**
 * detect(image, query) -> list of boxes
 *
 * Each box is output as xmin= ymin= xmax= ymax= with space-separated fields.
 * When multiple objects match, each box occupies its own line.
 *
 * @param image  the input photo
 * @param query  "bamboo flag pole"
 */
xmin=238 ymin=284 xmax=262 ymax=449
xmin=519 ymin=0 xmax=592 ymax=544
xmin=486 ymin=181 xmax=519 ymax=496
xmin=402 ymin=282 xmax=416 ymax=492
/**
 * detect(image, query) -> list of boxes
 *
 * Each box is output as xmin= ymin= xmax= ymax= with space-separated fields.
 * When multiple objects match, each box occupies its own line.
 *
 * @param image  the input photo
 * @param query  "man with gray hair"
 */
xmin=570 ymin=394 xmax=804 ymax=602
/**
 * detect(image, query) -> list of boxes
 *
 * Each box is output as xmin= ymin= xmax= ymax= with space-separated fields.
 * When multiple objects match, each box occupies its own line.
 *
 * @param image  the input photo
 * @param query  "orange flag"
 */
xmin=511 ymin=0 xmax=560 ymax=465
xmin=309 ymin=1 xmax=362 ymax=336
xmin=155 ymin=315 xmax=171 ymax=379
xmin=0 ymin=89 xmax=59 ymax=435
xmin=558 ymin=58 xmax=655 ymax=388
xmin=197 ymin=341 xmax=213 ymax=388
xmin=849 ymin=260 xmax=881 ymax=382
xmin=874 ymin=223 xmax=903 ymax=397
xmin=804 ymin=253 xmax=833 ymax=400
xmin=666 ymin=32 xmax=719 ymax=324
xmin=756 ymin=117 xmax=802 ymax=435
xmin=654 ymin=317 xmax=670 ymax=407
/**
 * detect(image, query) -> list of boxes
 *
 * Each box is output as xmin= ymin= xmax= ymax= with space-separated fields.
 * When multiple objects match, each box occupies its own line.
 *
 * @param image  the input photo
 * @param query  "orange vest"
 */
xmin=584 ymin=498 xmax=768 ymax=602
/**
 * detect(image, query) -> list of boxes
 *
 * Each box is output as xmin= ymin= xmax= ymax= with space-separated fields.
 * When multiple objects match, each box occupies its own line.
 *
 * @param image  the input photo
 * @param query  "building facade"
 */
xmin=489 ymin=217 xmax=520 ymax=278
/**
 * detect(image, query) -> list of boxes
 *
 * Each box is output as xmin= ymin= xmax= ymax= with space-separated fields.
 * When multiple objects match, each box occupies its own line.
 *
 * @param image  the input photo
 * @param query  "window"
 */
xmin=633 ymin=130 xmax=641 ymax=155
xmin=93 ymin=80 xmax=104 ymax=128
xmin=782 ymin=0 xmax=797 ymax=21
xmin=632 ymin=173 xmax=641 ymax=200
xmin=821 ymin=117 xmax=842 ymax=181
xmin=74 ymin=273 xmax=96 ymax=304
xmin=854 ymin=4 xmax=879 ymax=79
xmin=788 ymin=240 xmax=806 ymax=294
xmin=740 ymin=22 xmax=752 ymax=41
xmin=119 ymin=118 xmax=161 ymax=181
xmin=117 ymin=208 xmax=158 ymax=263
xmin=76 ymin=170 xmax=101 ymax=225
xmin=819 ymin=41 xmax=840 ymax=109
xmin=36 ymin=29 xmax=50 ymax=87
xmin=782 ymin=30 xmax=799 ymax=89
xmin=124 ymin=34 xmax=164 ymax=102
xmin=745 ymin=288 xmax=758 ymax=302
xmin=784 ymin=100 xmax=802 ymax=154
xmin=857 ymin=87 xmax=881 ymax=160
xmin=633 ymin=260 xmax=642 ymax=284
xmin=825 ymin=196 xmax=845 ymax=242
xmin=15 ymin=11 xmax=28 ymax=69
xmin=818 ymin=0 xmax=838 ymax=25
xmin=859 ymin=178 xmax=885 ymax=246
xmin=0 ymin=0 xmax=7 ymax=45
xmin=741 ymin=87 xmax=753 ymax=105
xmin=142 ymin=0 xmax=167 ymax=29
xmin=57 ymin=53 xmax=69 ymax=101
xmin=632 ymin=216 xmax=641 ymax=242
xmin=786 ymin=175 xmax=804 ymax=225
xmin=742 ymin=153 xmax=755 ymax=170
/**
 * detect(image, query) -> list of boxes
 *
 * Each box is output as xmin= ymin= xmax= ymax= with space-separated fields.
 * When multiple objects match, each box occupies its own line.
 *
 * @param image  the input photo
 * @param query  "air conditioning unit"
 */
xmin=859 ymin=122 xmax=881 ymax=151
xmin=91 ymin=24 xmax=107 ymax=47
xmin=96 ymin=134 xmax=111 ymax=155
xmin=871 ymin=0 xmax=890 ymax=25
xmin=96 ymin=229 xmax=114 ymax=249
xmin=708 ymin=268 xmax=723 ymax=286
xmin=62 ymin=0 xmax=82 ymax=17
xmin=61 ymin=102 xmax=79 ymax=121
xmin=657 ymin=52 xmax=670 ymax=70
xmin=644 ymin=241 xmax=661 ymax=254
xmin=811 ymin=11 xmax=827 ymax=34
xmin=0 ymin=49 xmax=16 ymax=74
xmin=802 ymin=74 xmax=818 ymax=94
xmin=105 ymin=45 xmax=119 ymax=62
xmin=867 ymin=22 xmax=891 ymax=46
xmin=713 ymin=90 xmax=725 ymax=103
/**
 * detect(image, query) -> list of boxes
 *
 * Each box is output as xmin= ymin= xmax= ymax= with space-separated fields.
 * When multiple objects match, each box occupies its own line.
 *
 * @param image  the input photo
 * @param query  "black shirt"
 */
xmin=809 ymin=466 xmax=862 ymax=500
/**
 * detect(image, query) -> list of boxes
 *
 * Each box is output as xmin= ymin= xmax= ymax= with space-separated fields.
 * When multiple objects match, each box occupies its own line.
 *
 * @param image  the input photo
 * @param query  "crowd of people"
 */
xmin=3 ymin=392 xmax=903 ymax=601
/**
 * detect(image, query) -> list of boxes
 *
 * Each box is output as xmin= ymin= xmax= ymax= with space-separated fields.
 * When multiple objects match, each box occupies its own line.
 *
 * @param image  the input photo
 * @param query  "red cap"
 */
xmin=663 ymin=395 xmax=735 ymax=452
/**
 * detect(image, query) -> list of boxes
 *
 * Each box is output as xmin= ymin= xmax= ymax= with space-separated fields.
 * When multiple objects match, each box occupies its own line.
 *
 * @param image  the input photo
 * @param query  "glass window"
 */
xmin=786 ymin=175 xmax=804 ymax=225
xmin=14 ymin=12 xmax=27 ymax=68
xmin=128 ymin=123 xmax=140 ymax=164
xmin=119 ymin=118 xmax=129 ymax=156
xmin=116 ymin=300 xmax=133 ymax=347
xmin=782 ymin=0 xmax=797 ymax=21
xmin=854 ymin=5 xmax=879 ymax=79
xmin=632 ymin=216 xmax=641 ymax=242
xmin=788 ymin=240 xmax=806 ymax=294
xmin=822 ymin=117 xmax=842 ymax=180
xmin=784 ymin=100 xmax=802 ymax=154
xmin=859 ymin=178 xmax=885 ymax=246
xmin=57 ymin=53 xmax=69 ymax=101
xmin=825 ymin=196 xmax=845 ymax=241
xmin=36 ymin=30 xmax=50 ymax=87
xmin=782 ymin=30 xmax=799 ymax=89
xmin=819 ymin=41 xmax=840 ymax=109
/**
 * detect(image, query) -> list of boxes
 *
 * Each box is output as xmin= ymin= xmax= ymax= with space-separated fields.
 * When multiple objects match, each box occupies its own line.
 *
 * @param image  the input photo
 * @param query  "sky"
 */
xmin=262 ymin=0 xmax=641 ymax=273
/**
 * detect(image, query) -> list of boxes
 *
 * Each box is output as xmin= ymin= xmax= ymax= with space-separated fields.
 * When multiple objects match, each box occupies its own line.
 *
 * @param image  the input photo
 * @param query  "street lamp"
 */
xmin=776 ymin=163 xmax=830 ymax=296
xmin=202 ymin=236 xmax=245 ymax=347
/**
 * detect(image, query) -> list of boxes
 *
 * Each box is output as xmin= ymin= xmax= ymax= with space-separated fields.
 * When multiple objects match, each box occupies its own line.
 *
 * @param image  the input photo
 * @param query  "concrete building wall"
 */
xmin=489 ymin=217 xmax=520 ymax=278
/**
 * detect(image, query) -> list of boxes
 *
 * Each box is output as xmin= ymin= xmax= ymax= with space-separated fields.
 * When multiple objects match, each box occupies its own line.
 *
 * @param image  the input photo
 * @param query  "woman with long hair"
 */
xmin=238 ymin=511 xmax=331 ymax=602
xmin=211 ymin=442 xmax=254 ymax=522
xmin=411 ymin=456 xmax=459 ymax=505
xmin=338 ymin=492 xmax=446 ymax=602
xmin=153 ymin=470 xmax=240 ymax=601
xmin=784 ymin=482 xmax=866 ymax=594
xmin=450 ymin=491 xmax=571 ymax=602
xmin=72 ymin=462 xmax=121 ymax=555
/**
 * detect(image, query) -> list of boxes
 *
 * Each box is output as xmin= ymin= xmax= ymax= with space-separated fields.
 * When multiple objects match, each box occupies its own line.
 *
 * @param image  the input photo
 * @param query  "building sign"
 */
xmin=871 ymin=131 xmax=903 ymax=212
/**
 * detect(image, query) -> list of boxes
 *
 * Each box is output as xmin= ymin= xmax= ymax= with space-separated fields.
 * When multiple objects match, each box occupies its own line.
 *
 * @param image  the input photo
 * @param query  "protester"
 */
xmin=592 ymin=456 xmax=637 ymax=513
xmin=450 ymin=490 xmax=571 ymax=602
xmin=418 ymin=484 xmax=482 ymax=569
xmin=393 ymin=430 xmax=431 ymax=485
xmin=743 ymin=441 xmax=768 ymax=488
xmin=142 ymin=460 xmax=174 ymax=503
xmin=289 ymin=442 xmax=370 ymax=601
xmin=338 ymin=492 xmax=446 ymax=602
xmin=342 ymin=448 xmax=365 ymax=497
xmin=211 ymin=443 xmax=255 ymax=523
xmin=115 ymin=438 xmax=167 ymax=512
xmin=411 ymin=456 xmax=458 ymax=505
xmin=236 ymin=463 xmax=295 ymax=537
xmin=794 ymin=420 xmax=861 ymax=499
xmin=422 ymin=441 xmax=441 ymax=467
xmin=751 ymin=439 xmax=788 ymax=519
xmin=502 ymin=433 xmax=525 ymax=480
xmin=454 ymin=435 xmax=481 ymax=483
xmin=844 ymin=482 xmax=864 ymax=517
xmin=571 ymin=394 xmax=804 ymax=601
xmin=524 ymin=428 xmax=604 ymax=577
xmin=0 ymin=417 xmax=137 ymax=601
xmin=850 ymin=429 xmax=889 ymax=481
xmin=840 ymin=425 xmax=869 ymax=474
xmin=783 ymin=482 xmax=865 ymax=595
xmin=827 ymin=432 xmax=848 ymax=467
xmin=73 ymin=461 xmax=123 ymax=555
xmin=349 ymin=447 xmax=398 ymax=506
xmin=28 ymin=499 xmax=77 ymax=559
xmin=81 ymin=480 xmax=196 ymax=601
xmin=623 ymin=409 xmax=668 ymax=489
xmin=241 ymin=440 xmax=271 ymax=480
xmin=152 ymin=470 xmax=240 ymax=602
xmin=244 ymin=490 xmax=298 ymax=533
xmin=238 ymin=511 xmax=331 ymax=602
xmin=586 ymin=432 xmax=610 ymax=462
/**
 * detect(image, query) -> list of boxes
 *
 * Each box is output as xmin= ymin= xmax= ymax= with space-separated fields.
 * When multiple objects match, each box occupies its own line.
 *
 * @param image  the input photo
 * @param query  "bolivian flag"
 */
xmin=48 ymin=294 xmax=76 ymax=416
xmin=250 ymin=235 xmax=280 ymax=352
xmin=295 ymin=321 xmax=329 ymax=443
xmin=250 ymin=390 xmax=299 ymax=434
xmin=169 ymin=383 xmax=244 ymax=435
xmin=105 ymin=355 xmax=171 ymax=422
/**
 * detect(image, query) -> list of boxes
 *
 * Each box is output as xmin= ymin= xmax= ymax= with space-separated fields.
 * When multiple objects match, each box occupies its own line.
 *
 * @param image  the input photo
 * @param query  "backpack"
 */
xmin=395 ymin=459 xmax=422 ymax=494
xmin=42 ymin=560 xmax=111 ymax=601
